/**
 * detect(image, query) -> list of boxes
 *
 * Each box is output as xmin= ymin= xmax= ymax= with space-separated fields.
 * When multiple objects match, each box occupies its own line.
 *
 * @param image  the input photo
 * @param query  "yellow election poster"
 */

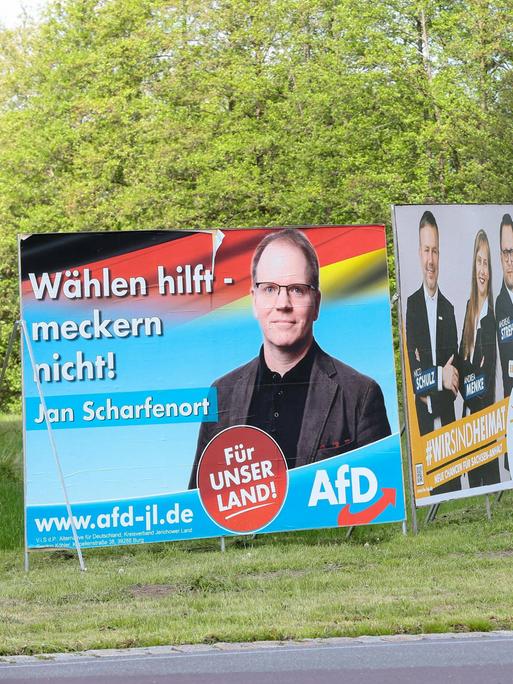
xmin=394 ymin=204 xmax=513 ymax=505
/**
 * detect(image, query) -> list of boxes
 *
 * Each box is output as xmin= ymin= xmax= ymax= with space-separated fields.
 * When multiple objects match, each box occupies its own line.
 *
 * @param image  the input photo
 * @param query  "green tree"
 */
xmin=1 ymin=0 xmax=513 ymax=410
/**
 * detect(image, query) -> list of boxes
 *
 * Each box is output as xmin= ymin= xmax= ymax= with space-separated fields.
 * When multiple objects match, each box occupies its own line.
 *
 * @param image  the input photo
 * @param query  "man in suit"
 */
xmin=405 ymin=211 xmax=459 ymax=438
xmin=189 ymin=228 xmax=391 ymax=487
xmin=496 ymin=214 xmax=513 ymax=399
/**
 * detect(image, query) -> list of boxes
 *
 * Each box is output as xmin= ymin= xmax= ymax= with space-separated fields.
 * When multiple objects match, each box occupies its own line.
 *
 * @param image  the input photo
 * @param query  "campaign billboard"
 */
xmin=394 ymin=205 xmax=513 ymax=505
xmin=20 ymin=226 xmax=405 ymax=549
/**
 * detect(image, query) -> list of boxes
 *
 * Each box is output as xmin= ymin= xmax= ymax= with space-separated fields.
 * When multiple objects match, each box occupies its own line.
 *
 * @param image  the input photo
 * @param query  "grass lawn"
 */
xmin=1 ymin=415 xmax=513 ymax=655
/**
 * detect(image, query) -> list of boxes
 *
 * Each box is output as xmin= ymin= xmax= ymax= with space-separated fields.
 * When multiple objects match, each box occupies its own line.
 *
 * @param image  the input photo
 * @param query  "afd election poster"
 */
xmin=394 ymin=205 xmax=513 ymax=506
xmin=20 ymin=227 xmax=404 ymax=550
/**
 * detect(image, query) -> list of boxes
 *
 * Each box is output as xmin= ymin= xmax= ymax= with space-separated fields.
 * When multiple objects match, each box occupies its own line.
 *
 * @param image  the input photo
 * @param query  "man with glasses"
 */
xmin=189 ymin=228 xmax=390 ymax=486
xmin=496 ymin=213 xmax=513 ymax=398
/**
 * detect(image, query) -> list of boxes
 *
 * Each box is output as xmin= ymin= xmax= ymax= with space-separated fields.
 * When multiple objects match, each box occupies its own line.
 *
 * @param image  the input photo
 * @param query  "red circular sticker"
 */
xmin=197 ymin=425 xmax=288 ymax=533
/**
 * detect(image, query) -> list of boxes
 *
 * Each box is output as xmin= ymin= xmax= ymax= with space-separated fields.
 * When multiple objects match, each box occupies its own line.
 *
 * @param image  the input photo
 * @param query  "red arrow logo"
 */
xmin=337 ymin=488 xmax=396 ymax=526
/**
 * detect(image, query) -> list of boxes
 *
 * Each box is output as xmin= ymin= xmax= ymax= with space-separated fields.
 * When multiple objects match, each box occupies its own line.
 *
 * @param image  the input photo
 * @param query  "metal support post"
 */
xmin=389 ymin=268 xmax=418 ymax=536
xmin=21 ymin=321 xmax=86 ymax=572
xmin=425 ymin=503 xmax=440 ymax=524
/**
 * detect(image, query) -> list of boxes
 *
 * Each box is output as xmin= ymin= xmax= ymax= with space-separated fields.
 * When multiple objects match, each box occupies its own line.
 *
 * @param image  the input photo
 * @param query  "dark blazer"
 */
xmin=495 ymin=281 xmax=513 ymax=398
xmin=459 ymin=300 xmax=499 ymax=488
xmin=189 ymin=344 xmax=391 ymax=488
xmin=405 ymin=286 xmax=458 ymax=436
xmin=459 ymin=300 xmax=496 ymax=416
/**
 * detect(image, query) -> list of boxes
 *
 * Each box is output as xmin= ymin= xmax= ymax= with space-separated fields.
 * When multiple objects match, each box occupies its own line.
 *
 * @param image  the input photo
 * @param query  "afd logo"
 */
xmin=307 ymin=464 xmax=396 ymax=525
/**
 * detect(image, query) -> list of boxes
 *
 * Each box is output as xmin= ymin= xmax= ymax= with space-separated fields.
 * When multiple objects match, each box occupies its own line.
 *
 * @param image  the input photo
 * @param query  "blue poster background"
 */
xmin=20 ymin=228 xmax=406 ymax=548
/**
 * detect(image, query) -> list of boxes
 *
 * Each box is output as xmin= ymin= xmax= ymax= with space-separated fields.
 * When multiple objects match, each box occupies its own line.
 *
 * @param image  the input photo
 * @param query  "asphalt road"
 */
xmin=1 ymin=632 xmax=513 ymax=683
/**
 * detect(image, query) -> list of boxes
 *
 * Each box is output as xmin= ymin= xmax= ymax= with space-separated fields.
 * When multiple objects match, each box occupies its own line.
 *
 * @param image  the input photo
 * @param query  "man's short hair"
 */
xmin=419 ymin=210 xmax=439 ymax=238
xmin=251 ymin=228 xmax=320 ymax=289
xmin=500 ymin=213 xmax=513 ymax=246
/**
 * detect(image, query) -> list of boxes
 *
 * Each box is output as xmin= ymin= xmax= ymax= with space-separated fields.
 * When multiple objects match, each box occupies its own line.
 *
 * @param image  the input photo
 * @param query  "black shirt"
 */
xmin=246 ymin=342 xmax=317 ymax=469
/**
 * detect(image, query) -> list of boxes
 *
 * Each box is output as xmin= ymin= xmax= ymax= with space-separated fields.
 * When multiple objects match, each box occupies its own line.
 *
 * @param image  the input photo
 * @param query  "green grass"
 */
xmin=1 ymin=416 xmax=513 ymax=655
xmin=0 ymin=416 xmax=23 ymax=550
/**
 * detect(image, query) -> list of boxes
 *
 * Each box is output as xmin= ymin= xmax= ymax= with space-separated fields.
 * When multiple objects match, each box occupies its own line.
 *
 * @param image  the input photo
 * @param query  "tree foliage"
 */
xmin=1 ymin=0 xmax=513 ymax=409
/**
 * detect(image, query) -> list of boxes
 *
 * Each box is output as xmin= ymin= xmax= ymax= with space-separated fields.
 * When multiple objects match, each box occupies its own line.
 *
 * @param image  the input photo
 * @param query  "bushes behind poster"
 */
xmin=394 ymin=204 xmax=513 ymax=505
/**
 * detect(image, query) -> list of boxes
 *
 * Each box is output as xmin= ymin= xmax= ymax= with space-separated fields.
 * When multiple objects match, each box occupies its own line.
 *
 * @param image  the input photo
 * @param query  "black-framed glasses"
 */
xmin=254 ymin=282 xmax=317 ymax=300
xmin=502 ymin=248 xmax=513 ymax=263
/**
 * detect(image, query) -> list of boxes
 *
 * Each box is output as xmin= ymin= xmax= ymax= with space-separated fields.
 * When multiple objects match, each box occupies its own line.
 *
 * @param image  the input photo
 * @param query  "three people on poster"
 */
xmin=406 ymin=210 xmax=513 ymax=492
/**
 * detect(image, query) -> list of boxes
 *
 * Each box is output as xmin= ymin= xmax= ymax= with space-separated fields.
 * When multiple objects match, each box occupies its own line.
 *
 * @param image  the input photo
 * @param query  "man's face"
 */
xmin=252 ymin=240 xmax=320 ymax=353
xmin=501 ymin=224 xmax=513 ymax=289
xmin=419 ymin=224 xmax=439 ymax=297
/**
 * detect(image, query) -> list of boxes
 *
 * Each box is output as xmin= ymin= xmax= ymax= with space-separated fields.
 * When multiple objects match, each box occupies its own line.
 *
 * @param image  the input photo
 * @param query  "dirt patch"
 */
xmin=129 ymin=584 xmax=180 ymax=598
